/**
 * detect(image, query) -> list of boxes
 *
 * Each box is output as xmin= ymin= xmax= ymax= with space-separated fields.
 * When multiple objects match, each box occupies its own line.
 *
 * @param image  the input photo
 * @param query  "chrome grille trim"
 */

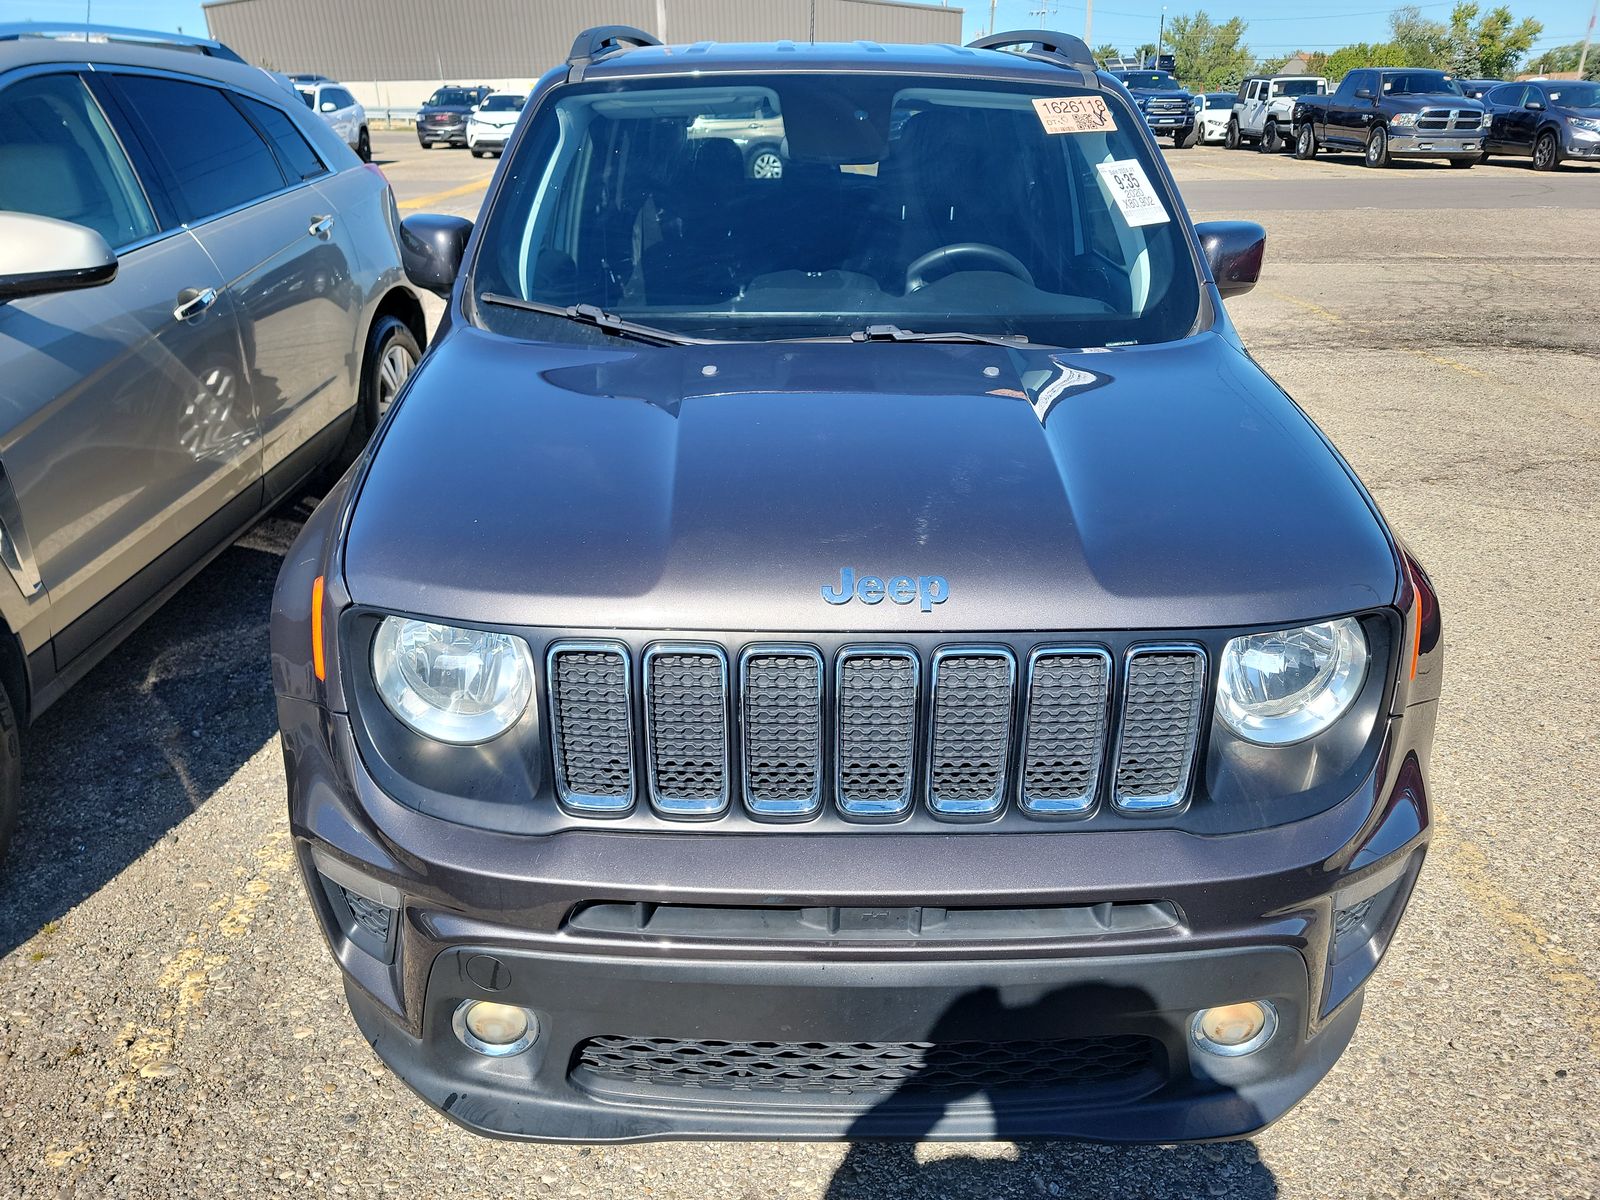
xmin=739 ymin=645 xmax=825 ymax=818
xmin=926 ymin=646 xmax=1017 ymax=818
xmin=1019 ymin=647 xmax=1113 ymax=816
xmin=1112 ymin=644 xmax=1206 ymax=812
xmin=834 ymin=647 xmax=920 ymax=819
xmin=547 ymin=641 xmax=635 ymax=814
xmin=642 ymin=643 xmax=730 ymax=818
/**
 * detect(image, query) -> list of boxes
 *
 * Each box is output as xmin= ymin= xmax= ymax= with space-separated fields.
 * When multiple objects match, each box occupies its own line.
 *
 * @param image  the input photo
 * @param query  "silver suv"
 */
xmin=0 ymin=24 xmax=426 ymax=857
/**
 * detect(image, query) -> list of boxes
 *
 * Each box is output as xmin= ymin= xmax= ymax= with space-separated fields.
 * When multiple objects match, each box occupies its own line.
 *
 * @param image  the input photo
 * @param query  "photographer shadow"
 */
xmin=823 ymin=983 xmax=1279 ymax=1199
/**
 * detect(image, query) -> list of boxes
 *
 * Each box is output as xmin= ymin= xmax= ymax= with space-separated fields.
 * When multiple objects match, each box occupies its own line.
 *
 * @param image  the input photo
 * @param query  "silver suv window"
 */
xmin=111 ymin=74 xmax=288 ymax=223
xmin=0 ymin=73 xmax=156 ymax=249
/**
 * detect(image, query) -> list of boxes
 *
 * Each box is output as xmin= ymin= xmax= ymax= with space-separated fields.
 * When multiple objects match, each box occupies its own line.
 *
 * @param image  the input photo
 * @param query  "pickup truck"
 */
xmin=1107 ymin=68 xmax=1200 ymax=147
xmin=1292 ymin=68 xmax=1485 ymax=167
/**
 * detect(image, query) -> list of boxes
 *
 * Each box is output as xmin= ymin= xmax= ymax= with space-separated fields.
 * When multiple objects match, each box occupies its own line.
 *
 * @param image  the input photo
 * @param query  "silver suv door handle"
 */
xmin=309 ymin=214 xmax=335 ymax=238
xmin=173 ymin=286 xmax=219 ymax=321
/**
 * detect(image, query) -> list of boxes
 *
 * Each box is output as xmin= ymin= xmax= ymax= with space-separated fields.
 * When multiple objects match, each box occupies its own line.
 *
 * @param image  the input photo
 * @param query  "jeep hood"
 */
xmin=342 ymin=327 xmax=1398 ymax=633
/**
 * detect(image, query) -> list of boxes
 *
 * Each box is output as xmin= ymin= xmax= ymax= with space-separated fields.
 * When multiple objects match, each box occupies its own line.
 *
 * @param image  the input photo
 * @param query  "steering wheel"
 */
xmin=904 ymin=243 xmax=1034 ymax=293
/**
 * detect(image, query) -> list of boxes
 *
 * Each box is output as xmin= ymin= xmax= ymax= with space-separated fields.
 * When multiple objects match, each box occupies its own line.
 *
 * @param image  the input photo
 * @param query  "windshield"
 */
xmin=1117 ymin=72 xmax=1179 ymax=90
xmin=1273 ymin=79 xmax=1321 ymax=97
xmin=470 ymin=74 xmax=1201 ymax=348
xmin=480 ymin=93 xmax=524 ymax=112
xmin=427 ymin=88 xmax=475 ymax=107
xmin=1548 ymin=82 xmax=1600 ymax=108
xmin=1383 ymin=72 xmax=1462 ymax=96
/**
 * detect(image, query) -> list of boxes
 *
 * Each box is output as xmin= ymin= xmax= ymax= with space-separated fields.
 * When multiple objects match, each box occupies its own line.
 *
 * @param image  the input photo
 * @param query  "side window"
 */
xmin=242 ymin=98 xmax=327 ymax=181
xmin=327 ymin=88 xmax=356 ymax=111
xmin=0 ymin=73 xmax=156 ymax=249
xmin=1486 ymin=84 xmax=1524 ymax=107
xmin=109 ymin=74 xmax=287 ymax=223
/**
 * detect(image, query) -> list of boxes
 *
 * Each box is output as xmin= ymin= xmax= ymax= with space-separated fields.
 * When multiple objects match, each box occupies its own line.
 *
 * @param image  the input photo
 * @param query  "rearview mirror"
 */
xmin=1194 ymin=220 xmax=1266 ymax=299
xmin=400 ymin=213 xmax=473 ymax=295
xmin=0 ymin=212 xmax=117 ymax=301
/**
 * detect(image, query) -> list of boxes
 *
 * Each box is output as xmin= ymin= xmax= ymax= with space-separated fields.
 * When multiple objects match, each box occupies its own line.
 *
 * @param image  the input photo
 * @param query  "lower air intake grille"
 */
xmin=1114 ymin=648 xmax=1205 ymax=810
xmin=549 ymin=645 xmax=633 ymax=811
xmin=340 ymin=888 xmax=392 ymax=942
xmin=928 ymin=651 xmax=1015 ymax=816
xmin=575 ymin=1034 xmax=1158 ymax=1095
xmin=740 ymin=649 xmax=823 ymax=816
xmin=644 ymin=648 xmax=728 ymax=815
xmin=836 ymin=651 xmax=918 ymax=816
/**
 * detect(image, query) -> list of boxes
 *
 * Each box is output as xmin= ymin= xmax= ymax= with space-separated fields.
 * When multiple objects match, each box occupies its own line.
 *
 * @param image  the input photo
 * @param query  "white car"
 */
xmin=292 ymin=75 xmax=370 ymax=162
xmin=467 ymin=91 xmax=526 ymax=157
xmin=1197 ymin=92 xmax=1235 ymax=144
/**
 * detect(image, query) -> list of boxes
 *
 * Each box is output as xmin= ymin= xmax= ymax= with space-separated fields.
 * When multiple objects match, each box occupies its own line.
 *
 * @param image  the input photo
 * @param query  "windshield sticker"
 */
xmin=1094 ymin=160 xmax=1170 ymax=227
xmin=1031 ymin=96 xmax=1116 ymax=134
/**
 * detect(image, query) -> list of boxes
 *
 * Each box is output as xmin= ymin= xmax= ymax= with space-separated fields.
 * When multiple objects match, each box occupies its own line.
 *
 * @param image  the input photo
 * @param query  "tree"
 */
xmin=1164 ymin=12 xmax=1254 ymax=91
xmin=1094 ymin=43 xmax=1122 ymax=64
xmin=1389 ymin=6 xmax=1450 ymax=67
xmin=1457 ymin=4 xmax=1543 ymax=78
xmin=1135 ymin=42 xmax=1157 ymax=64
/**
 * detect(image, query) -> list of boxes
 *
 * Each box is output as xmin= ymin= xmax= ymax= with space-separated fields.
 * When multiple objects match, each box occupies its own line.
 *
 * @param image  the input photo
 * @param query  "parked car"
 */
xmin=1456 ymin=78 xmax=1503 ymax=100
xmin=1292 ymin=68 xmax=1484 ymax=167
xmin=1229 ymin=74 xmax=1327 ymax=153
xmin=1480 ymin=79 xmax=1600 ymax=170
xmin=0 ymin=23 xmax=426 ymax=860
xmin=1107 ymin=67 xmax=1200 ymax=147
xmin=292 ymin=75 xmax=370 ymax=162
xmin=1196 ymin=91 xmax=1235 ymax=143
xmin=416 ymin=84 xmax=489 ymax=148
xmin=273 ymin=26 xmax=1441 ymax=1145
xmin=688 ymin=100 xmax=788 ymax=178
xmin=466 ymin=90 xmax=525 ymax=157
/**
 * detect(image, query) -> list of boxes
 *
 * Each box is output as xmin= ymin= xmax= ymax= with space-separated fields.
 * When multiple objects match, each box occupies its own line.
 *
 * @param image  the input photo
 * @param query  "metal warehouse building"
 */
xmin=203 ymin=0 xmax=965 ymax=114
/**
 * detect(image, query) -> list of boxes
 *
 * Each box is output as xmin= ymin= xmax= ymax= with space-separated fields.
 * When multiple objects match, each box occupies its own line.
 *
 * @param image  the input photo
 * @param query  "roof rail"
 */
xmin=566 ymin=25 xmax=662 ymax=82
xmin=966 ymin=29 xmax=1096 ymax=73
xmin=0 ymin=22 xmax=246 ymax=62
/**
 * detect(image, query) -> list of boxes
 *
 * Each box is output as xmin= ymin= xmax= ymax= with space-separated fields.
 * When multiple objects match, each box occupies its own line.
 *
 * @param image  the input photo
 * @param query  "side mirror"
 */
xmin=400 ymin=213 xmax=473 ymax=295
xmin=320 ymin=100 xmax=337 ymax=112
xmin=1194 ymin=220 xmax=1266 ymax=299
xmin=1355 ymin=88 xmax=1374 ymax=100
xmin=1525 ymin=99 xmax=1545 ymax=111
xmin=0 ymin=212 xmax=117 ymax=301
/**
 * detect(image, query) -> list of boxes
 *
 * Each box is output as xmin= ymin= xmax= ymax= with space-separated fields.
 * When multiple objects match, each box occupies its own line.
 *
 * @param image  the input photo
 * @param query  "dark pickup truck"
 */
xmin=1292 ymin=68 xmax=1485 ymax=167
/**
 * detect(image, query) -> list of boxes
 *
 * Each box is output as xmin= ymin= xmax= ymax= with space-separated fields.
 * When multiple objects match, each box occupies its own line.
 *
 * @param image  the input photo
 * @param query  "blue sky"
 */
xmin=2 ymin=0 xmax=1593 ymax=62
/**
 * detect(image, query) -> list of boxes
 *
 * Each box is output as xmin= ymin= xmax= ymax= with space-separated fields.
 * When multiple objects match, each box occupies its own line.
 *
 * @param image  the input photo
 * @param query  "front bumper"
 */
xmin=417 ymin=119 xmax=467 ymax=143
xmin=467 ymin=127 xmax=511 ymax=148
xmin=281 ymin=696 xmax=1433 ymax=1143
xmin=1386 ymin=130 xmax=1482 ymax=158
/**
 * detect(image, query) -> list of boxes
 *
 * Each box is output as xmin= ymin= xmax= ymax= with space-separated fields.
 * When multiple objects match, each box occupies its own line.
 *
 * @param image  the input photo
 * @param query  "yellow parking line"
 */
xmin=1265 ymin=287 xmax=1347 ymax=324
xmin=397 ymin=176 xmax=494 ymax=211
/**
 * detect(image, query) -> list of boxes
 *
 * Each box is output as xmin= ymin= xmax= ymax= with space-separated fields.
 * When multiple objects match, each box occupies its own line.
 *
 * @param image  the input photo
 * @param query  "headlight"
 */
xmin=1571 ymin=117 xmax=1600 ymax=134
xmin=1390 ymin=112 xmax=1419 ymax=127
xmin=1215 ymin=618 xmax=1368 ymax=746
xmin=371 ymin=617 xmax=533 ymax=744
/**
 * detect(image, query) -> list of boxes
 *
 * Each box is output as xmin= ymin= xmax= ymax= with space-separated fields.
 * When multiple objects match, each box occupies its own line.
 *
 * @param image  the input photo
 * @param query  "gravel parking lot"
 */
xmin=0 ymin=131 xmax=1596 ymax=1198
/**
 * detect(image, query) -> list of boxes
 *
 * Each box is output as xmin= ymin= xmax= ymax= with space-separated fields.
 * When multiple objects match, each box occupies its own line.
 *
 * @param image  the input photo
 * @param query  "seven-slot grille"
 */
xmin=549 ymin=642 xmax=1207 ymax=821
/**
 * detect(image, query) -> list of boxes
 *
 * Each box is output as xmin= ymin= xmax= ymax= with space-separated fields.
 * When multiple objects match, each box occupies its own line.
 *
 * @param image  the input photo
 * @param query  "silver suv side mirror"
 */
xmin=0 ymin=212 xmax=117 ymax=301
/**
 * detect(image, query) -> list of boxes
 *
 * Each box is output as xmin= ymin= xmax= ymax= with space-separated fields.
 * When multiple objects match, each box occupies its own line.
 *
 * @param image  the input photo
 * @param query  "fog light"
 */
xmin=453 ymin=1000 xmax=536 ymax=1056
xmin=1190 ymin=1000 xmax=1277 ymax=1057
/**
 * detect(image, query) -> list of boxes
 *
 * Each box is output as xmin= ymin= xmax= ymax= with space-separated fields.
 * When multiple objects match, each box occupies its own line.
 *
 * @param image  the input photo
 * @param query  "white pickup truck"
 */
xmin=1228 ymin=74 xmax=1328 ymax=153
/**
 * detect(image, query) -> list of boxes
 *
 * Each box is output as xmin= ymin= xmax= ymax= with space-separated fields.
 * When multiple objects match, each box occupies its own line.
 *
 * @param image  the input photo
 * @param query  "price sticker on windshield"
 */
xmin=1031 ymin=96 xmax=1116 ymax=134
xmin=1094 ymin=159 xmax=1170 ymax=227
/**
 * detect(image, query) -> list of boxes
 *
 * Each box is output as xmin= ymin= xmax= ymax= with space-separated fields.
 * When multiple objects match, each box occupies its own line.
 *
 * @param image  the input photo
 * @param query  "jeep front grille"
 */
xmin=547 ymin=641 xmax=1207 ymax=823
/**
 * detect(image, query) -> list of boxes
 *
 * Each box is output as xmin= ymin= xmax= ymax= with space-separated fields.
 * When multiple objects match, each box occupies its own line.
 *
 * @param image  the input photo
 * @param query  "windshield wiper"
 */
xmin=478 ymin=293 xmax=700 ymax=346
xmin=844 ymin=324 xmax=1032 ymax=348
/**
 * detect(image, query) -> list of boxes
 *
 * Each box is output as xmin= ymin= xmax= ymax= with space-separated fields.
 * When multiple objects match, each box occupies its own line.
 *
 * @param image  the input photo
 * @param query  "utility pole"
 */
xmin=1579 ymin=0 xmax=1597 ymax=80
xmin=988 ymin=0 xmax=997 ymax=37
xmin=1085 ymin=0 xmax=1093 ymax=46
xmin=1156 ymin=6 xmax=1167 ymax=63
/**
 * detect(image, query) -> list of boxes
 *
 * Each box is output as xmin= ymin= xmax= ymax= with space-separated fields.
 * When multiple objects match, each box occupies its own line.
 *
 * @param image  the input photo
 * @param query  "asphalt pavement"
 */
xmin=0 ymin=132 xmax=1596 ymax=1199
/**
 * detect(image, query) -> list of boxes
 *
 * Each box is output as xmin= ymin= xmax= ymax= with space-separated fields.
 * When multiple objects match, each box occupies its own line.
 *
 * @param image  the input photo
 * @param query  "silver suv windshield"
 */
xmin=471 ymin=73 xmax=1201 ymax=347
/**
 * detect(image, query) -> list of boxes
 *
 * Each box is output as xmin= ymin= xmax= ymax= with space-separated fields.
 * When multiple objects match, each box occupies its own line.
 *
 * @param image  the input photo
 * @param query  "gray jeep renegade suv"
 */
xmin=271 ymin=28 xmax=1442 ymax=1144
